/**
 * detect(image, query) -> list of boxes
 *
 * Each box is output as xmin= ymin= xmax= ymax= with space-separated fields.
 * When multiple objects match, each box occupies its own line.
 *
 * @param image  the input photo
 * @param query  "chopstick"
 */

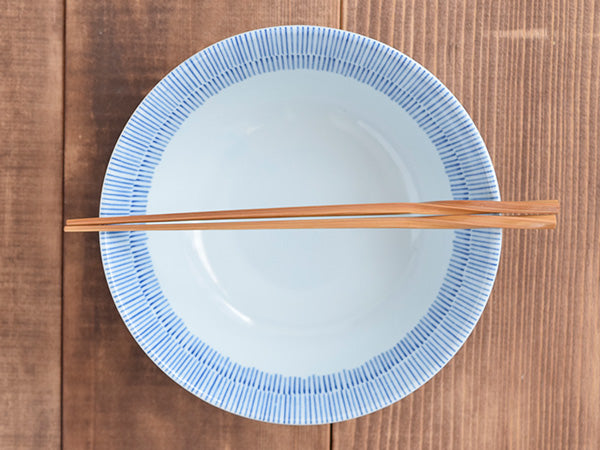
xmin=64 ymin=213 xmax=557 ymax=232
xmin=66 ymin=200 xmax=559 ymax=226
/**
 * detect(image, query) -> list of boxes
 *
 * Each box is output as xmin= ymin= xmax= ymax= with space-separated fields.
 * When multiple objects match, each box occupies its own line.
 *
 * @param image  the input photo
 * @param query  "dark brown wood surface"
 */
xmin=334 ymin=1 xmax=600 ymax=449
xmin=62 ymin=1 xmax=337 ymax=449
xmin=2 ymin=0 xmax=599 ymax=448
xmin=0 ymin=1 xmax=63 ymax=448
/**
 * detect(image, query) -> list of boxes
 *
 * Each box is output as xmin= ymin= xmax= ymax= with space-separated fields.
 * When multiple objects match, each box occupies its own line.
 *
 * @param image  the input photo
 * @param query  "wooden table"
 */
xmin=3 ymin=1 xmax=599 ymax=448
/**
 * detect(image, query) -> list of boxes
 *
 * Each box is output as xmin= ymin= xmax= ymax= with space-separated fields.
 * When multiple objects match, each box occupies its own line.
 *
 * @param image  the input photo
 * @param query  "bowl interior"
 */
xmin=145 ymin=69 xmax=454 ymax=376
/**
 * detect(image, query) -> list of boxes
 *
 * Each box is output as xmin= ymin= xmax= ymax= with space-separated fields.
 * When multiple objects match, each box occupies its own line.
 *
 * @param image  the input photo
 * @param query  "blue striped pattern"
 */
xmin=99 ymin=26 xmax=501 ymax=424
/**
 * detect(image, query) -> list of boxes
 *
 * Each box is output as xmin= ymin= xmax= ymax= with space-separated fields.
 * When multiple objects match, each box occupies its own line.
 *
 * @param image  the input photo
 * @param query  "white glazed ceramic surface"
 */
xmin=99 ymin=26 xmax=501 ymax=424
xmin=147 ymin=69 xmax=453 ymax=376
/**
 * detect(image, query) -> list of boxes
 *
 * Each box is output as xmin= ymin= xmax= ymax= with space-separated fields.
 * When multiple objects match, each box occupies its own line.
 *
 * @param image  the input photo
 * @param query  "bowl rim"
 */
xmin=98 ymin=25 xmax=502 ymax=424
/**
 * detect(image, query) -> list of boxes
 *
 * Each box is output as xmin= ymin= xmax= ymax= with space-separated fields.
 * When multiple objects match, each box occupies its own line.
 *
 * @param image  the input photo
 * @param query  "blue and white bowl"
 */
xmin=99 ymin=26 xmax=501 ymax=424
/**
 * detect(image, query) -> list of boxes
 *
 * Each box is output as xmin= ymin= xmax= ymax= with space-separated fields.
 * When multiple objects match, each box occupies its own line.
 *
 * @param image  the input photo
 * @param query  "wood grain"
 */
xmin=62 ymin=1 xmax=338 ymax=449
xmin=335 ymin=1 xmax=600 ymax=449
xmin=53 ymin=0 xmax=599 ymax=448
xmin=0 ymin=0 xmax=63 ymax=448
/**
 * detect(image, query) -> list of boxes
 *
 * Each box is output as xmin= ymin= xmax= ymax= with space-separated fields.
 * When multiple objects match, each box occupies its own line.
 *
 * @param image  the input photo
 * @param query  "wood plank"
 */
xmin=0 ymin=1 xmax=63 ymax=448
xmin=62 ymin=1 xmax=338 ymax=448
xmin=335 ymin=0 xmax=600 ymax=449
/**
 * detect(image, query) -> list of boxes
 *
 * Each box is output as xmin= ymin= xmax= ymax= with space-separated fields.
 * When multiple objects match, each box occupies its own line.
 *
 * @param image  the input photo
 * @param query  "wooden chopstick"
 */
xmin=64 ymin=214 xmax=557 ymax=232
xmin=66 ymin=200 xmax=559 ymax=226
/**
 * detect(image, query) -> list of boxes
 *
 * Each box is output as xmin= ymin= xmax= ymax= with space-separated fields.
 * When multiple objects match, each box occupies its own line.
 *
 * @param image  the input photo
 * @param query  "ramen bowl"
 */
xmin=99 ymin=26 xmax=501 ymax=424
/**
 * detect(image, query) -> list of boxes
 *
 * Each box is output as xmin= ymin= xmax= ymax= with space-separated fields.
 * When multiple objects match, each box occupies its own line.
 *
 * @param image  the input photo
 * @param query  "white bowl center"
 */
xmin=146 ymin=70 xmax=454 ymax=376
